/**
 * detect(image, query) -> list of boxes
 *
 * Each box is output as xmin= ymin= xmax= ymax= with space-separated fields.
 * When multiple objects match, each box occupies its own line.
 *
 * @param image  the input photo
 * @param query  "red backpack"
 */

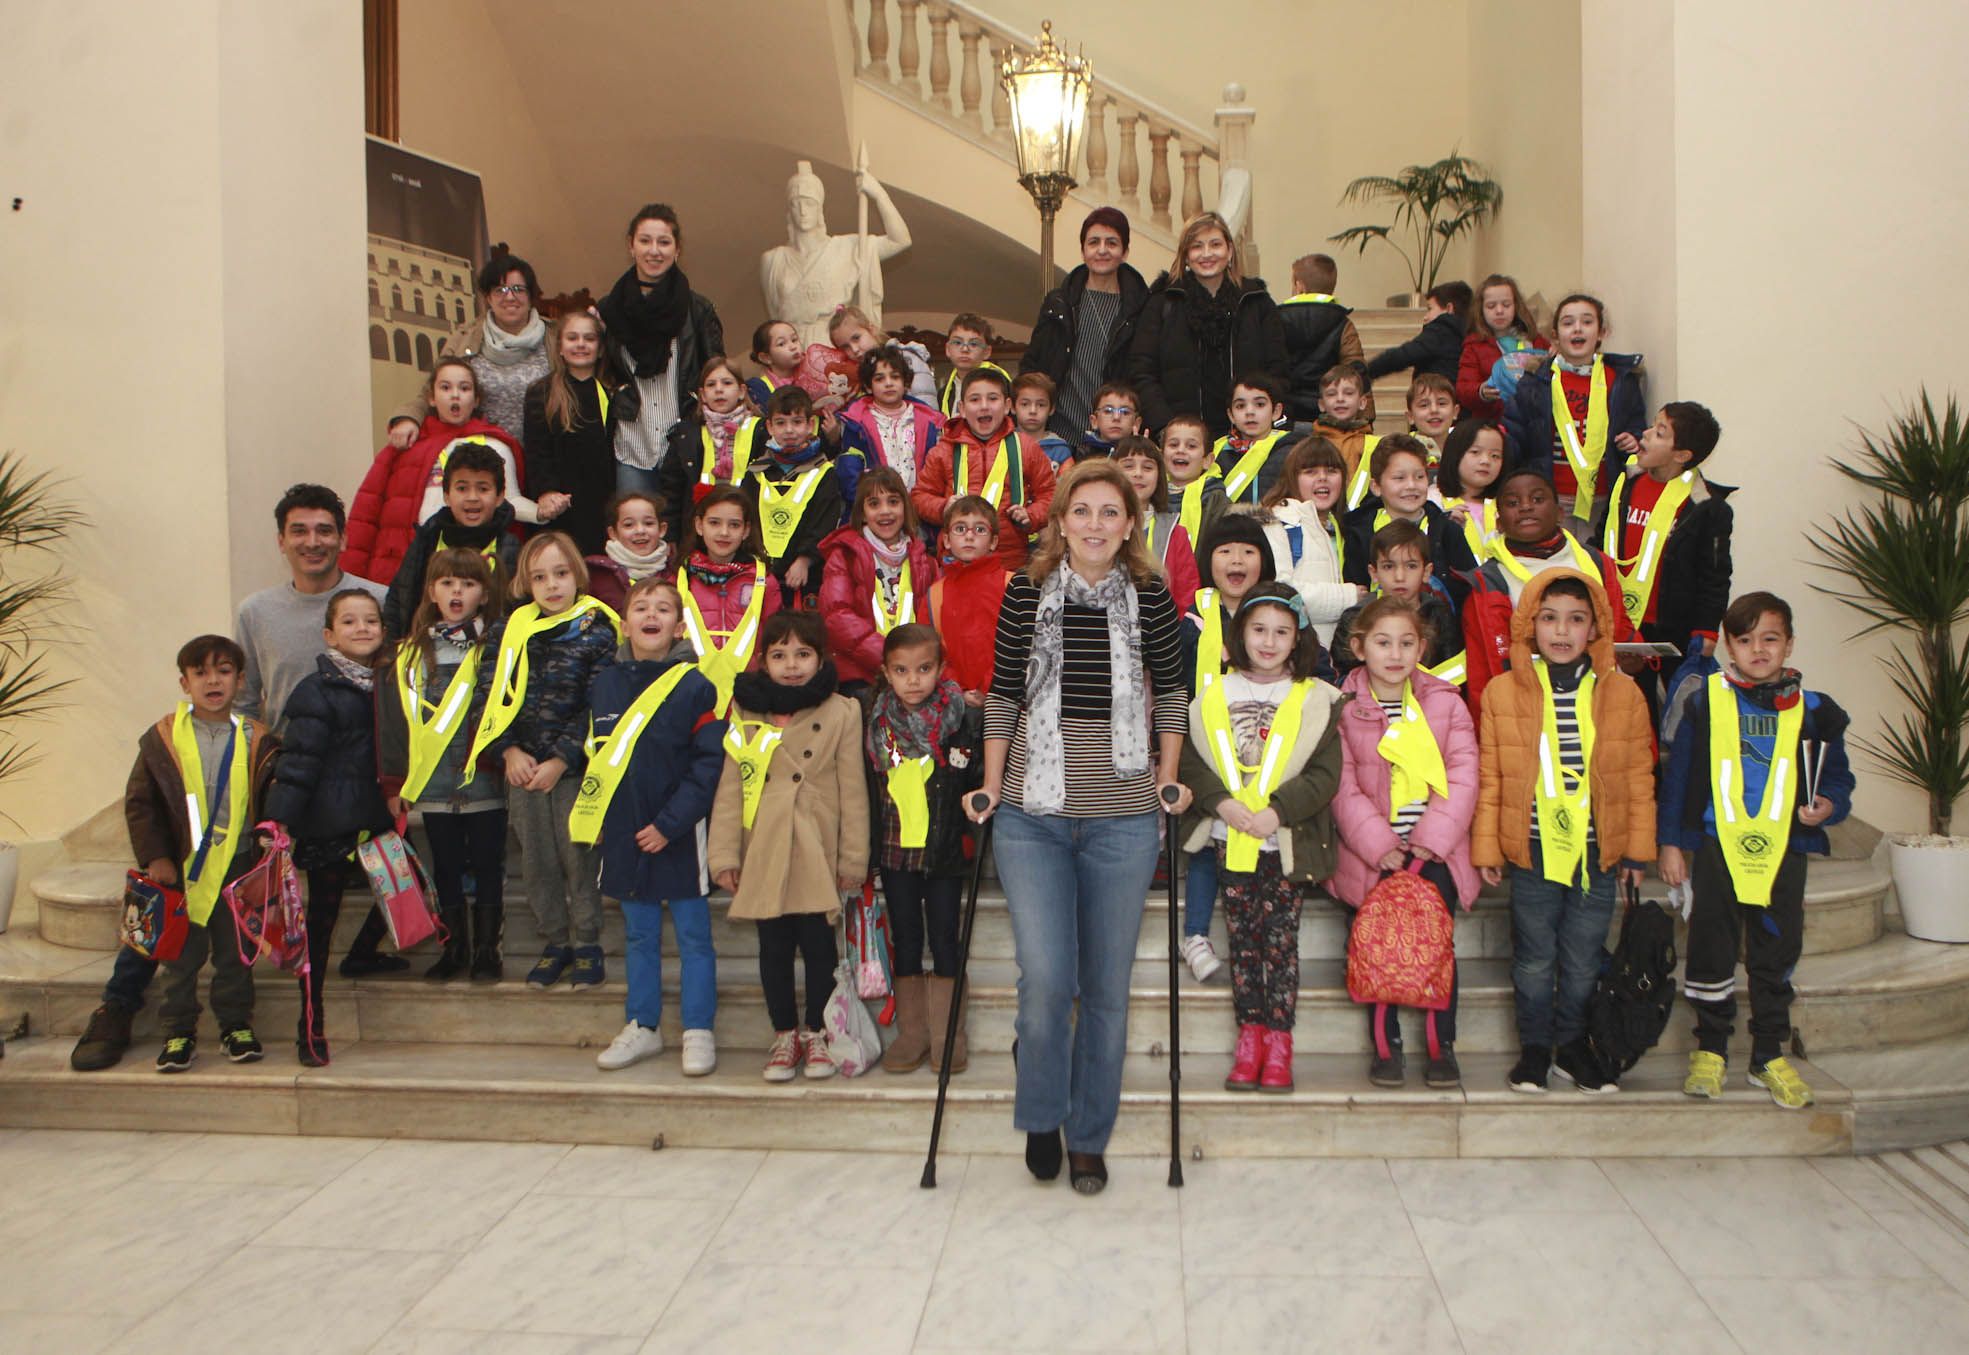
xmin=1346 ymin=860 xmax=1455 ymax=1058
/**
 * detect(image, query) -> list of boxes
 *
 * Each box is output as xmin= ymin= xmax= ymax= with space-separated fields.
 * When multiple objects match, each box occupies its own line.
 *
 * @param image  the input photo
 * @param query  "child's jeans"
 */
xmin=101 ymin=946 xmax=157 ymax=1014
xmin=1509 ymin=857 xmax=1615 ymax=1049
xmin=1184 ymin=847 xmax=1219 ymax=938
xmin=510 ymin=779 xmax=601 ymax=946
xmin=755 ymin=913 xmax=836 ymax=1032
xmin=158 ymin=905 xmax=254 ymax=1038
xmin=881 ymin=867 xmax=960 ymax=978
xmin=622 ymin=897 xmax=716 ymax=1032
xmin=1685 ymin=840 xmax=1807 ymax=1066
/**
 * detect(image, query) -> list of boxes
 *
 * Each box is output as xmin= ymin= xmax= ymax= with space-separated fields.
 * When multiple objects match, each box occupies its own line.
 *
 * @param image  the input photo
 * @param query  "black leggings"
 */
xmin=756 ymin=913 xmax=837 ymax=1032
xmin=881 ymin=867 xmax=961 ymax=978
xmin=300 ymin=862 xmax=385 ymax=1043
xmin=421 ymin=808 xmax=507 ymax=923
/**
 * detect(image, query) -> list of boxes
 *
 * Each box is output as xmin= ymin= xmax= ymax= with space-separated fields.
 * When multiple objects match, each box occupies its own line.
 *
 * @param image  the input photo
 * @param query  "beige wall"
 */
xmin=1583 ymin=0 xmax=1969 ymax=833
xmin=0 ymin=1 xmax=369 ymax=838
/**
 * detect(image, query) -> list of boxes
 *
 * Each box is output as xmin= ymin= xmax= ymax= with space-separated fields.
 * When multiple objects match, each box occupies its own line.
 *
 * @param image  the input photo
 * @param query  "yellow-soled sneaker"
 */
xmin=1683 ymin=1050 xmax=1725 ymax=1099
xmin=1748 ymin=1056 xmax=1814 ymax=1109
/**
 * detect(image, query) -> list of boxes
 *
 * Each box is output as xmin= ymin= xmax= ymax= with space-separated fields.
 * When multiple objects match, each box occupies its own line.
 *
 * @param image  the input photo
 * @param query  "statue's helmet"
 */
xmin=787 ymin=160 xmax=825 ymax=206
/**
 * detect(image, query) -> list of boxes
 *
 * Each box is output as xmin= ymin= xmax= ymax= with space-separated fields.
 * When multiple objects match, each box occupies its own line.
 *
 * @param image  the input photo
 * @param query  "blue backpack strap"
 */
xmin=1284 ymin=523 xmax=1304 ymax=564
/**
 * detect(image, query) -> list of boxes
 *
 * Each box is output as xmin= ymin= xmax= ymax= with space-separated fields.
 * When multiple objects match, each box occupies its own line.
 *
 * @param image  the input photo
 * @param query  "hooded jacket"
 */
xmin=344 ymin=416 xmax=525 ymax=587
xmin=928 ymin=555 xmax=1011 ymax=695
xmin=1260 ymin=498 xmax=1354 ymax=644
xmin=911 ymin=416 xmax=1057 ymax=570
xmin=816 ymin=525 xmax=941 ymax=685
xmin=465 ymin=605 xmax=619 ymax=770
xmin=1128 ymin=271 xmax=1289 ymax=437
xmin=1471 ymin=568 xmax=1658 ymax=874
xmin=1020 ymin=262 xmax=1152 ymax=436
xmin=588 ymin=658 xmax=727 ymax=901
xmin=1178 ymin=677 xmax=1345 ymax=882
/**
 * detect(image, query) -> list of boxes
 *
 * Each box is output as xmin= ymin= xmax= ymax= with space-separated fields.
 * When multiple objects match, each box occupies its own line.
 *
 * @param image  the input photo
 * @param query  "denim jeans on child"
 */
xmin=101 ymin=946 xmax=158 ymax=1013
xmin=1509 ymin=857 xmax=1615 ymax=1048
xmin=992 ymin=803 xmax=1160 ymax=1155
xmin=621 ymin=897 xmax=716 ymax=1032
xmin=1183 ymin=846 xmax=1219 ymax=938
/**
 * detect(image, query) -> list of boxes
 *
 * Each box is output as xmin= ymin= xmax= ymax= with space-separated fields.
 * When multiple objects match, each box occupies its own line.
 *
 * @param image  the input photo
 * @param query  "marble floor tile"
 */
xmin=641 ymin=1261 xmax=932 ymax=1355
xmin=258 ymin=1138 xmax=569 ymax=1252
xmin=101 ymin=1244 xmax=456 ymax=1355
xmin=1185 ymin=1274 xmax=1462 ymax=1355
xmin=698 ymin=1150 xmax=965 ymax=1270
xmin=1389 ymin=1157 xmax=1630 ymax=1222
xmin=146 ymin=1131 xmax=382 ymax=1187
xmin=0 ymin=1311 xmax=140 ymax=1355
xmin=1410 ymin=1209 xmax=1742 ymax=1355
xmin=533 ymin=1144 xmax=765 ymax=1201
xmin=1694 ymin=1275 xmax=1969 ymax=1354
xmin=1805 ymin=1154 xmax=1924 ymax=1215
xmin=1600 ymin=1157 xmax=1932 ymax=1279
xmin=1179 ymin=1159 xmax=1429 ymax=1277
xmin=0 ymin=1129 xmax=202 ymax=1236
xmin=370 ymin=1332 xmax=643 ymax=1355
xmin=402 ymin=1194 xmax=728 ymax=1336
xmin=1856 ymin=1207 xmax=1969 ymax=1297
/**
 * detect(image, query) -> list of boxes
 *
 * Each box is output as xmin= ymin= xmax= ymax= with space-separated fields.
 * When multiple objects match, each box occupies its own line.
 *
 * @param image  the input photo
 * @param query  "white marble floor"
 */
xmin=3 ymin=1130 xmax=1968 ymax=1354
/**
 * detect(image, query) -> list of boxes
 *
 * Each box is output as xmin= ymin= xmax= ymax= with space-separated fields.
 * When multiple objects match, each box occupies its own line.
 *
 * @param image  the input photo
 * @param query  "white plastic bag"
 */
xmin=822 ymin=955 xmax=882 ymax=1076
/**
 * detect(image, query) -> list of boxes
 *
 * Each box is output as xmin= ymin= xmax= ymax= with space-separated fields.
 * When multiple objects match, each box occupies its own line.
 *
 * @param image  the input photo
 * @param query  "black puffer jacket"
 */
xmin=1128 ymin=271 xmax=1288 ymax=438
xmin=264 ymin=655 xmax=393 ymax=847
xmin=524 ymin=373 xmax=642 ymax=557
xmin=1279 ymin=295 xmax=1353 ymax=422
xmin=1020 ymin=263 xmax=1150 ymax=437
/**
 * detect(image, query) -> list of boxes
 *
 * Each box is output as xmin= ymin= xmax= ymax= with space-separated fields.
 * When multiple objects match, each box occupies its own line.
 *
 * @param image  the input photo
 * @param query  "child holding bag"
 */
xmin=1177 ymin=585 xmax=1344 ymax=1093
xmin=1326 ymin=594 xmax=1480 ymax=1090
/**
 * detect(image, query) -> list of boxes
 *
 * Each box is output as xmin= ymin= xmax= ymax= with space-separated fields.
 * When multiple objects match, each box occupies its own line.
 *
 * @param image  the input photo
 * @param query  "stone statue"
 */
xmin=760 ymin=153 xmax=912 ymax=348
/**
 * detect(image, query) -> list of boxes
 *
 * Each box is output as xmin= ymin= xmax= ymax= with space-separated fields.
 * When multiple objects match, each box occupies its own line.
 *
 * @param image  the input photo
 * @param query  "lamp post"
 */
xmin=1000 ymin=20 xmax=1092 ymax=299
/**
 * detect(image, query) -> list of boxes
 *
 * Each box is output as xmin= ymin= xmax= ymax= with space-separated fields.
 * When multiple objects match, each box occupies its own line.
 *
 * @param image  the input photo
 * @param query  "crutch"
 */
xmin=921 ymin=793 xmax=996 ymax=1188
xmin=1162 ymin=783 xmax=1185 ymax=1188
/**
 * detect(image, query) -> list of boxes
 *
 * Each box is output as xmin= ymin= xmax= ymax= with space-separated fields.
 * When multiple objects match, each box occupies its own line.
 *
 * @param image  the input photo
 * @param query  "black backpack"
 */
xmin=1584 ymin=883 xmax=1679 ymax=1079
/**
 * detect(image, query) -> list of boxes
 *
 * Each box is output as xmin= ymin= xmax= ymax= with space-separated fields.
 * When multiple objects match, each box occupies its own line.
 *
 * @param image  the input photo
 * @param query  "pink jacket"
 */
xmin=1325 ymin=666 xmax=1480 ymax=909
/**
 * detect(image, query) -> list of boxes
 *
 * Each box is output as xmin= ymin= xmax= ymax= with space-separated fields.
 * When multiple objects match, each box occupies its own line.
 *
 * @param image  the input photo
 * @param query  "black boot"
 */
xmin=469 ymin=900 xmax=504 ymax=981
xmin=424 ymin=903 xmax=471 ymax=980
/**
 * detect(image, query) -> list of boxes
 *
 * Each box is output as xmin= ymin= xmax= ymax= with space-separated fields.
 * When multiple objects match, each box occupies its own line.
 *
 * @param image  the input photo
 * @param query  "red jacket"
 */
xmin=684 ymin=557 xmax=782 ymax=637
xmin=1460 ymin=539 xmax=1634 ymax=711
xmin=344 ymin=416 xmax=522 ymax=586
xmin=816 ymin=527 xmax=940 ymax=685
xmin=929 ymin=555 xmax=1011 ymax=695
xmin=911 ymin=416 xmax=1057 ymax=570
xmin=1456 ymin=330 xmax=1548 ymax=424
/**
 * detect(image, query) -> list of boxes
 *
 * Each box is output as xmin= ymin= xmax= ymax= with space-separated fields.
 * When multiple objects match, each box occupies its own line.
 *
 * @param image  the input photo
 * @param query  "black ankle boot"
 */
xmin=1025 ymin=1128 xmax=1063 ymax=1182
xmin=469 ymin=902 xmax=503 ymax=981
xmin=425 ymin=906 xmax=470 ymax=980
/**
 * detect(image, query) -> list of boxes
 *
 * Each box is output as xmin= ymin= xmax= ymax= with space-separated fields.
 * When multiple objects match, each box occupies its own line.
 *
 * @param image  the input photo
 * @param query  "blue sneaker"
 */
xmin=568 ymin=945 xmax=606 ymax=990
xmin=526 ymin=944 xmax=574 ymax=988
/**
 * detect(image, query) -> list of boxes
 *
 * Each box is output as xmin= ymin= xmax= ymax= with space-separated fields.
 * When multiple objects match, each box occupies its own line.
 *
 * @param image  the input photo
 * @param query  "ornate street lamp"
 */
xmin=1000 ymin=21 xmax=1092 ymax=298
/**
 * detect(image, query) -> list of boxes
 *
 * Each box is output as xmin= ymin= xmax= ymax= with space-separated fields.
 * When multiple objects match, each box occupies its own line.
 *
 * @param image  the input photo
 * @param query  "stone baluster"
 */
xmin=927 ymin=9 xmax=953 ymax=111
xmin=845 ymin=0 xmax=861 ymax=72
xmin=958 ymin=25 xmax=983 ymax=127
xmin=1147 ymin=125 xmax=1173 ymax=230
xmin=1115 ymin=111 xmax=1140 ymax=211
xmin=1215 ymin=83 xmax=1258 ymax=277
xmin=1083 ymin=94 xmax=1110 ymax=198
xmin=1179 ymin=140 xmax=1204 ymax=222
xmin=866 ymin=0 xmax=890 ymax=83
xmin=990 ymin=45 xmax=1011 ymax=136
xmin=895 ymin=0 xmax=921 ymax=99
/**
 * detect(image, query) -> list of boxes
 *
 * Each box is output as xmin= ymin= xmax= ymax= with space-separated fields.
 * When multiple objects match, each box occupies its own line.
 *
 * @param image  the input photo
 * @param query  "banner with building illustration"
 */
xmin=365 ymin=136 xmax=489 ymax=447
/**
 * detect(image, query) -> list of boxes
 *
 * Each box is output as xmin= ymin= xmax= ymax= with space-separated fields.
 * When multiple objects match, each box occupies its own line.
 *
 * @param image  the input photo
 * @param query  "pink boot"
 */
xmin=1259 ymin=1028 xmax=1295 ymax=1093
xmin=1225 ymin=1023 xmax=1263 ymax=1091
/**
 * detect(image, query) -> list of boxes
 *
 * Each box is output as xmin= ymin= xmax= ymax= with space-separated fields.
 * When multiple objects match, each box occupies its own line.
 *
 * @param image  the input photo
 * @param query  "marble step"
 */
xmin=11 ymin=927 xmax=1965 ymax=1061
xmin=0 ymin=1035 xmax=1870 ymax=1158
xmin=33 ymin=863 xmax=129 ymax=950
xmin=1869 ymin=1143 xmax=1969 ymax=1240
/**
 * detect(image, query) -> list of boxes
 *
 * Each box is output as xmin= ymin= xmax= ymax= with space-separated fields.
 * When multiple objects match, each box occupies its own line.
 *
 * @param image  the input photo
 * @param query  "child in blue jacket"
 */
xmin=582 ymin=576 xmax=728 ymax=1075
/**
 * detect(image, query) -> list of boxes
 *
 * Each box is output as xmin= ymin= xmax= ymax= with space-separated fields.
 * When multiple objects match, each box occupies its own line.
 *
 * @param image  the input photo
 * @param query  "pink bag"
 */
xmin=227 ymin=824 xmax=308 ymax=972
xmin=356 ymin=831 xmax=441 ymax=952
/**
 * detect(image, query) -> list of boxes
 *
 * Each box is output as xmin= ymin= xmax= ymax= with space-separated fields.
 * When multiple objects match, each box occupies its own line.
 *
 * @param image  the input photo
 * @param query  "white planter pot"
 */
xmin=0 ymin=843 xmax=17 ymax=934
xmin=1889 ymin=834 xmax=1969 ymax=943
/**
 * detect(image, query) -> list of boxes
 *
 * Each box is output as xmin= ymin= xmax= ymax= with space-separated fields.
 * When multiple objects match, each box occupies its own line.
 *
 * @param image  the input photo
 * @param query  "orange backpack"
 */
xmin=1346 ymin=859 xmax=1455 ymax=1058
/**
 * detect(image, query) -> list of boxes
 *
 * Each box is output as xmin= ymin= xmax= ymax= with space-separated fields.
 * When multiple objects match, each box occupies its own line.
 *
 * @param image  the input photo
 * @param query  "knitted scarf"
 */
xmin=1022 ymin=563 xmax=1147 ymax=814
xmin=324 ymin=647 xmax=377 ymax=692
xmin=866 ymin=678 xmax=964 ymax=765
xmin=732 ymin=661 xmax=839 ymax=717
xmin=686 ymin=551 xmax=752 ymax=589
xmin=1182 ymin=272 xmax=1234 ymax=348
xmin=605 ymin=537 xmax=671 ymax=581
xmin=704 ymin=406 xmax=751 ymax=479
xmin=478 ymin=311 xmax=546 ymax=365
xmin=599 ymin=265 xmax=691 ymax=376
xmin=431 ymin=616 xmax=486 ymax=649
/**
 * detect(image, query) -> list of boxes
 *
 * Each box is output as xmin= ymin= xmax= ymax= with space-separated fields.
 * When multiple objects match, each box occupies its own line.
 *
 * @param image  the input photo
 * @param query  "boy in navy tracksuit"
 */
xmin=1658 ymin=591 xmax=1853 ymax=1110
xmin=584 ymin=576 xmax=728 ymax=1075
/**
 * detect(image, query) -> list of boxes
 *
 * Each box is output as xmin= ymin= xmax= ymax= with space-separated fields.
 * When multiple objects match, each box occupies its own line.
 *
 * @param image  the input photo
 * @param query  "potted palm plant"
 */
xmin=1809 ymin=392 xmax=1969 ymax=942
xmin=1328 ymin=151 xmax=1502 ymax=305
xmin=0 ymin=453 xmax=84 ymax=931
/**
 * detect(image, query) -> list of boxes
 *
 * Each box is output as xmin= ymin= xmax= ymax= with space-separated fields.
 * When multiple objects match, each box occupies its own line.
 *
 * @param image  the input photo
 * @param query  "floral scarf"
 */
xmin=1021 ymin=563 xmax=1147 ymax=814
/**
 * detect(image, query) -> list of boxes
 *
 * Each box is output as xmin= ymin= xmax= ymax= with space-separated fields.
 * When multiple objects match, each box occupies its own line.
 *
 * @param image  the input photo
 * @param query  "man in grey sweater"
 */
xmin=236 ymin=484 xmax=386 ymax=732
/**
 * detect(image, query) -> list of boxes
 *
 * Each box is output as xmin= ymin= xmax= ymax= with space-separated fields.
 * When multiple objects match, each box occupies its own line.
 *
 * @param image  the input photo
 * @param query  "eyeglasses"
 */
xmin=1097 ymin=405 xmax=1136 ymax=417
xmin=494 ymin=284 xmax=530 ymax=297
xmin=947 ymin=337 xmax=987 ymax=352
xmin=946 ymin=522 xmax=994 ymax=536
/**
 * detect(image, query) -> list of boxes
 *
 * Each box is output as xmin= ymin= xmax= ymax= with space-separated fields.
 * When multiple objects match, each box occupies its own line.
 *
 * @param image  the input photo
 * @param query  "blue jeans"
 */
xmin=1509 ymin=860 xmax=1616 ymax=1048
xmin=621 ymin=897 xmax=716 ymax=1031
xmin=102 ymin=945 xmax=158 ymax=1013
xmin=993 ymin=803 xmax=1160 ymax=1154
xmin=615 ymin=460 xmax=663 ymax=497
xmin=1183 ymin=847 xmax=1219 ymax=938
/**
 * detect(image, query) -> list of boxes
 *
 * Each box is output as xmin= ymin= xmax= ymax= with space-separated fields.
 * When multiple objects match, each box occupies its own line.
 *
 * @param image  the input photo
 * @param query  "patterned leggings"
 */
xmin=1218 ymin=845 xmax=1303 ymax=1031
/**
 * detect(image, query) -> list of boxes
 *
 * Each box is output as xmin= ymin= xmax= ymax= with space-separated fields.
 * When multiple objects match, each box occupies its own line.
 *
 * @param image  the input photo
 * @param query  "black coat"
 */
xmin=1279 ymin=295 xmax=1354 ymax=422
xmin=1020 ymin=263 xmax=1150 ymax=437
xmin=1364 ymin=311 xmax=1465 ymax=384
xmin=524 ymin=374 xmax=641 ymax=557
xmin=264 ymin=655 xmax=393 ymax=847
xmin=600 ymin=284 xmax=724 ymax=427
xmin=1607 ymin=470 xmax=1736 ymax=650
xmin=1128 ymin=272 xmax=1289 ymax=438
xmin=382 ymin=502 xmax=520 ymax=641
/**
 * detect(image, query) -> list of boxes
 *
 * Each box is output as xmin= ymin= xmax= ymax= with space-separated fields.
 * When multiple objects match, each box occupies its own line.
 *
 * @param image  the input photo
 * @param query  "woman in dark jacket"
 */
xmin=1128 ymin=211 xmax=1288 ymax=439
xmin=263 ymin=589 xmax=399 ymax=1065
xmin=598 ymin=203 xmax=725 ymax=499
xmin=1020 ymin=208 xmax=1150 ymax=441
xmin=524 ymin=310 xmax=642 ymax=556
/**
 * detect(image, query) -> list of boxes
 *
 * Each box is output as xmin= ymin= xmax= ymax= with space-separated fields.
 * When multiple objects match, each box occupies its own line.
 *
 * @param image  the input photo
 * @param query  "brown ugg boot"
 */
xmin=883 ymin=975 xmax=930 ymax=1072
xmin=927 ymin=976 xmax=969 ymax=1074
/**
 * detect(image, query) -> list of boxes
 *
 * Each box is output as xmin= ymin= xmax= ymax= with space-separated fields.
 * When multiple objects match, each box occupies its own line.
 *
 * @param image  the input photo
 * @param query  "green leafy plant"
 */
xmin=1809 ymin=391 xmax=1969 ymax=836
xmin=0 ymin=454 xmax=84 ymax=787
xmin=1328 ymin=151 xmax=1502 ymax=295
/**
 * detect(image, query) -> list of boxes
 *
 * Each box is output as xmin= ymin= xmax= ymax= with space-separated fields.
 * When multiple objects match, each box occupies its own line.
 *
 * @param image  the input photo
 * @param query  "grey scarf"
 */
xmin=1022 ymin=563 xmax=1147 ymax=814
xmin=479 ymin=311 xmax=546 ymax=365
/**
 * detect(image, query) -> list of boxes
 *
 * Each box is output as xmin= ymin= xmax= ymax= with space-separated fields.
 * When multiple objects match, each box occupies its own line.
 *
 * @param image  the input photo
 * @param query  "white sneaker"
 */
xmin=1181 ymin=934 xmax=1223 ymax=983
xmin=680 ymin=1028 xmax=717 ymax=1077
xmin=800 ymin=1027 xmax=836 ymax=1080
xmin=596 ymin=1021 xmax=664 ymax=1071
xmin=763 ymin=1030 xmax=801 ymax=1082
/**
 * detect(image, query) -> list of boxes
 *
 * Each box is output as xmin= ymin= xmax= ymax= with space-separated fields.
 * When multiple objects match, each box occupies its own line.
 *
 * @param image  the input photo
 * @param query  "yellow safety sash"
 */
xmin=757 ymin=463 xmax=831 ymax=559
xmin=394 ymin=642 xmax=481 ymax=803
xmin=1423 ymin=653 xmax=1467 ymax=686
xmin=1214 ymin=430 xmax=1286 ymax=504
xmin=1346 ymin=434 xmax=1381 ymax=511
xmin=1284 ymin=292 xmax=1337 ymax=305
xmin=680 ymin=564 xmax=766 ymax=717
xmin=1533 ymin=658 xmax=1597 ymax=886
xmin=941 ymin=361 xmax=1009 ymax=417
xmin=885 ymin=754 xmax=936 ymax=849
xmin=1706 ymin=672 xmax=1802 ymax=906
xmin=567 ymin=662 xmax=695 ymax=844
xmin=699 ymin=417 xmax=759 ymax=488
xmin=433 ymin=435 xmax=495 ymax=485
xmin=1202 ymin=678 xmax=1313 ymax=870
xmin=873 ymin=555 xmax=916 ymax=635
xmin=1192 ymin=587 xmax=1225 ymax=695
xmin=594 ymin=378 xmax=610 ymax=427
xmin=170 ymin=706 xmax=251 ymax=926
xmin=436 ymin=532 xmax=499 ymax=564
xmin=955 ymin=433 xmax=1019 ymax=510
xmin=1377 ymin=680 xmax=1448 ymax=823
xmin=467 ymin=596 xmax=621 ymax=766
xmin=1444 ymin=496 xmax=1498 ymax=563
xmin=724 ymin=717 xmax=785 ymax=830
xmin=1174 ymin=471 xmax=1220 ymax=543
xmin=1552 ymin=355 xmax=1610 ymax=494
xmin=1603 ymin=471 xmax=1696 ymax=626
xmin=1494 ymin=531 xmax=1594 ymax=591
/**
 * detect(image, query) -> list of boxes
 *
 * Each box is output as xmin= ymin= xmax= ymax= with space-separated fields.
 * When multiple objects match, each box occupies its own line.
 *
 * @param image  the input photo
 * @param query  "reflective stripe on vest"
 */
xmin=1192 ymin=588 xmax=1225 ymax=695
xmin=1377 ymin=680 xmax=1448 ymax=822
xmin=757 ymin=464 xmax=831 ymax=559
xmin=681 ymin=564 xmax=767 ymax=718
xmin=1603 ymin=471 xmax=1696 ymax=626
xmin=873 ymin=556 xmax=916 ymax=636
xmin=1444 ymin=496 xmax=1498 ymax=563
xmin=170 ymin=706 xmax=251 ymax=926
xmin=394 ymin=642 xmax=481 ymax=803
xmin=956 ymin=433 xmax=1020 ymax=510
xmin=1215 ymin=430 xmax=1286 ymax=504
xmin=724 ymin=718 xmax=784 ymax=830
xmin=1346 ymin=434 xmax=1380 ymax=511
xmin=1706 ymin=672 xmax=1802 ymax=906
xmin=1175 ymin=471 xmax=1220 ymax=543
xmin=1494 ymin=531 xmax=1594 ymax=594
xmin=1423 ymin=654 xmax=1466 ymax=686
xmin=699 ymin=418 xmax=760 ymax=488
xmin=567 ymin=662 xmax=696 ymax=845
xmin=1533 ymin=658 xmax=1597 ymax=887
xmin=1202 ymin=678 xmax=1313 ymax=871
xmin=1552 ymin=355 xmax=1610 ymax=494
xmin=467 ymin=597 xmax=622 ymax=766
